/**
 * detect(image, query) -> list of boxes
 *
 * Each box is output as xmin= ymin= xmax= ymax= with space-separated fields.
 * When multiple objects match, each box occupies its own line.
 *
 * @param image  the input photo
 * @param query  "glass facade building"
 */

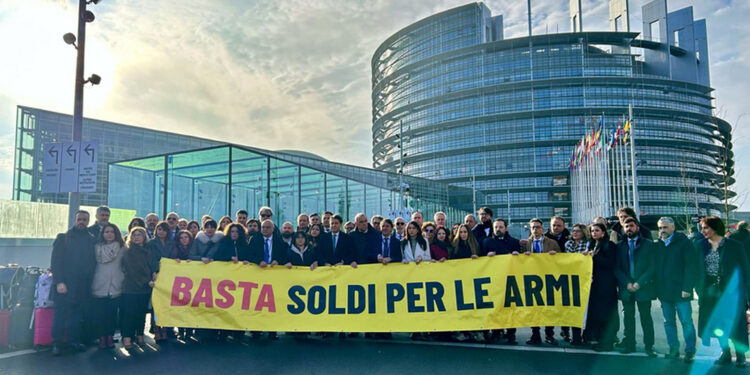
xmin=109 ymin=145 xmax=470 ymax=226
xmin=12 ymin=106 xmax=221 ymax=206
xmin=371 ymin=2 xmax=734 ymax=225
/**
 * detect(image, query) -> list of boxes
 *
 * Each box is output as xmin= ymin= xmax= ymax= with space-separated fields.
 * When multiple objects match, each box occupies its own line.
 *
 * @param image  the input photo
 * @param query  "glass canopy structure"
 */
xmin=108 ymin=145 xmax=471 ymax=226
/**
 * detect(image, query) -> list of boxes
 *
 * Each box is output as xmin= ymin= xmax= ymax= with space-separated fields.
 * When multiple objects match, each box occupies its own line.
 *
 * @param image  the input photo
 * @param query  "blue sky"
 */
xmin=0 ymin=0 xmax=748 ymax=209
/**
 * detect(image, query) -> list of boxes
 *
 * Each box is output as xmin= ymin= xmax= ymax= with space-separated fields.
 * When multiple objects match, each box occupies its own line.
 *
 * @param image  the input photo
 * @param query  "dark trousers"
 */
xmin=52 ymin=294 xmax=86 ymax=345
xmin=531 ymin=326 xmax=555 ymax=340
xmin=120 ymin=293 xmax=149 ymax=339
xmin=622 ymin=299 xmax=654 ymax=348
xmin=91 ymin=296 xmax=120 ymax=338
xmin=584 ymin=312 xmax=619 ymax=346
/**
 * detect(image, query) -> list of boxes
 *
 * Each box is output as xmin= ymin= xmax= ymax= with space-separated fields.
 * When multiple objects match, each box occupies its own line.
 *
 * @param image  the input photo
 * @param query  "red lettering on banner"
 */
xmin=238 ymin=281 xmax=259 ymax=310
xmin=171 ymin=276 xmax=193 ymax=306
xmin=191 ymin=278 xmax=214 ymax=308
xmin=215 ymin=280 xmax=235 ymax=309
xmin=254 ymin=284 xmax=276 ymax=312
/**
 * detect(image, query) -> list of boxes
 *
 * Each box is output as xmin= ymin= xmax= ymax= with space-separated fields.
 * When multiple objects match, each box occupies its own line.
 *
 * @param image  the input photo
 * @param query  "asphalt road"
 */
xmin=0 ymin=330 xmax=745 ymax=375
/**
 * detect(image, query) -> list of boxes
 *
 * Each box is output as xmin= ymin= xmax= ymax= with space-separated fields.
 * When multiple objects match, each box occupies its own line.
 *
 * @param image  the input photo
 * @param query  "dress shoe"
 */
xmin=714 ymin=350 xmax=732 ymax=366
xmin=683 ymin=352 xmax=695 ymax=363
xmin=736 ymin=353 xmax=746 ymax=368
xmin=526 ymin=337 xmax=542 ymax=346
xmin=645 ymin=346 xmax=657 ymax=358
xmin=664 ymin=347 xmax=679 ymax=359
xmin=545 ymin=337 xmax=559 ymax=346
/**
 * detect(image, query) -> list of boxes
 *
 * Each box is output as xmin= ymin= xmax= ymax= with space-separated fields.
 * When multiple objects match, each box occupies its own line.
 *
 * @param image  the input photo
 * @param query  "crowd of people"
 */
xmin=49 ymin=205 xmax=750 ymax=368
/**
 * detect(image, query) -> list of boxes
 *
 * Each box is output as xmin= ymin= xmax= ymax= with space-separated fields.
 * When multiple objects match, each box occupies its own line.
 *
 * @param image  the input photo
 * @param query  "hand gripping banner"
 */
xmin=152 ymin=254 xmax=593 ymax=332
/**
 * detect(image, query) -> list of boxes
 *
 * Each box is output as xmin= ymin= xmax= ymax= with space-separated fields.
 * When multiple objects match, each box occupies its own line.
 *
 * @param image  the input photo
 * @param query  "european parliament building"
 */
xmin=371 ymin=0 xmax=734 ymax=226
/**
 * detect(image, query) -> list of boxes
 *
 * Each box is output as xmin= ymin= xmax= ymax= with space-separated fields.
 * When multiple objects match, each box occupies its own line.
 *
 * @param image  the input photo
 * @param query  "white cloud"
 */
xmin=0 ymin=0 xmax=748 ymax=208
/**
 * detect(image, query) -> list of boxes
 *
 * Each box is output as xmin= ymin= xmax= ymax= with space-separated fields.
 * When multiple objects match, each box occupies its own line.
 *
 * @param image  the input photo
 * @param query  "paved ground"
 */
xmin=0 ymin=300 xmax=745 ymax=375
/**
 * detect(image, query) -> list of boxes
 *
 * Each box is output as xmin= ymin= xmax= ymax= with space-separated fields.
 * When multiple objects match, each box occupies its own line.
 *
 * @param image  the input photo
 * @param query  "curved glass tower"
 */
xmin=371 ymin=2 xmax=734 ymax=226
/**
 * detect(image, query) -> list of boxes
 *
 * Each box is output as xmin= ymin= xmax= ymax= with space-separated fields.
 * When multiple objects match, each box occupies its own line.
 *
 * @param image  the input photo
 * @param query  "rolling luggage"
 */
xmin=0 ymin=309 xmax=10 ymax=347
xmin=33 ymin=308 xmax=54 ymax=347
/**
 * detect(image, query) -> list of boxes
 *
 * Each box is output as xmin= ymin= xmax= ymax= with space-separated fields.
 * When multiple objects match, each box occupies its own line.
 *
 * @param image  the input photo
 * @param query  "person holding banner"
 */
xmin=214 ymin=224 xmax=251 ymax=264
xmin=148 ymin=221 xmax=173 ymax=342
xmin=482 ymin=218 xmax=520 ymax=257
xmin=450 ymin=224 xmax=480 ymax=260
xmin=120 ymin=227 xmax=153 ymax=350
xmin=377 ymin=219 xmax=401 ymax=264
xmin=190 ymin=219 xmax=223 ymax=262
xmin=450 ymin=224 xmax=484 ymax=342
xmin=401 ymin=221 xmax=431 ymax=264
xmin=430 ymin=226 xmax=452 ymax=262
xmin=285 ymin=231 xmax=318 ymax=271
xmin=585 ymin=222 xmax=619 ymax=352
xmin=330 ymin=215 xmax=356 ymax=267
xmin=522 ymin=218 xmax=561 ymax=346
xmin=614 ymin=217 xmax=656 ymax=357
xmin=247 ymin=220 xmax=287 ymax=340
xmin=249 ymin=220 xmax=288 ymax=267
xmin=307 ymin=223 xmax=333 ymax=266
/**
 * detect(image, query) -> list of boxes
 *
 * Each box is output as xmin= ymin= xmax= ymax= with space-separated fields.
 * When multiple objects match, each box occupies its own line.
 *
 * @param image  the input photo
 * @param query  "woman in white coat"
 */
xmin=401 ymin=221 xmax=431 ymax=264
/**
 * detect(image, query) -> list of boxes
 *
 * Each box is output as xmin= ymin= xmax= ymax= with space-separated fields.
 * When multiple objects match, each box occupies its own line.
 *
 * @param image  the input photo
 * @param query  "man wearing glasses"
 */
xmin=394 ymin=217 xmax=406 ymax=240
xmin=165 ymin=212 xmax=179 ymax=240
xmin=257 ymin=206 xmax=280 ymax=236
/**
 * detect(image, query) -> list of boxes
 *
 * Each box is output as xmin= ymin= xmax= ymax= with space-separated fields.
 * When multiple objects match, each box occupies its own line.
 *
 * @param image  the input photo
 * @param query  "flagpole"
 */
xmin=628 ymin=104 xmax=640 ymax=220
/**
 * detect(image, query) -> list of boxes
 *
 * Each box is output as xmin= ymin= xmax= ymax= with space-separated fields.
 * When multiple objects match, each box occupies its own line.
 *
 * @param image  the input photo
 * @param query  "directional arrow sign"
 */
xmin=42 ymin=142 xmax=62 ymax=193
xmin=60 ymin=142 xmax=80 ymax=192
xmin=78 ymin=141 xmax=98 ymax=193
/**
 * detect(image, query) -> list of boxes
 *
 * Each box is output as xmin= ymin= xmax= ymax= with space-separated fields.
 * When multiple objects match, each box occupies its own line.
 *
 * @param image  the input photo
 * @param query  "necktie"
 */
xmin=534 ymin=239 xmax=541 ymax=253
xmin=333 ymin=234 xmax=338 ymax=249
xmin=383 ymin=237 xmax=389 ymax=257
xmin=628 ymin=239 xmax=636 ymax=279
xmin=264 ymin=239 xmax=271 ymax=263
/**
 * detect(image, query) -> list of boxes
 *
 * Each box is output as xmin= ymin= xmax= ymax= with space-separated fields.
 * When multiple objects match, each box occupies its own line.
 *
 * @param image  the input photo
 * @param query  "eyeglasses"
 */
xmin=424 ymin=229 xmax=434 ymax=233
xmin=167 ymin=218 xmax=178 ymax=221
xmin=396 ymin=223 xmax=405 ymax=226
xmin=658 ymin=226 xmax=669 ymax=230
xmin=531 ymin=226 xmax=543 ymax=230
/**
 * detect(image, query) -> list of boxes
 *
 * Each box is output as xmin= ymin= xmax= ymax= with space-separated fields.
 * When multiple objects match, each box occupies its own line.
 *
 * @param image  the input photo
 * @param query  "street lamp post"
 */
xmin=65 ymin=0 xmax=100 ymax=227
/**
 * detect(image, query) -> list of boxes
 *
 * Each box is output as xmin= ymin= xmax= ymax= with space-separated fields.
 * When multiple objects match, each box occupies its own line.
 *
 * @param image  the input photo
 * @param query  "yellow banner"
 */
xmin=152 ymin=254 xmax=592 ymax=332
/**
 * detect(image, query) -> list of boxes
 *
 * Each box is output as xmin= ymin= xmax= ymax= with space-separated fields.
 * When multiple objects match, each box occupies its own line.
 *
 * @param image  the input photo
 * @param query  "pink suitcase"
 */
xmin=0 ymin=309 xmax=10 ymax=347
xmin=33 ymin=308 xmax=53 ymax=347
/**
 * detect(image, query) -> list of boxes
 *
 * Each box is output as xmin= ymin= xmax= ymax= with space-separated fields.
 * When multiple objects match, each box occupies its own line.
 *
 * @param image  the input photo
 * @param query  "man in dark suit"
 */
xmin=249 ymin=220 xmax=288 ymax=267
xmin=614 ymin=217 xmax=657 ymax=356
xmin=372 ymin=218 xmax=402 ymax=264
xmin=349 ymin=213 xmax=382 ymax=266
xmin=655 ymin=217 xmax=698 ymax=362
xmin=482 ymin=218 xmax=520 ymax=256
xmin=330 ymin=215 xmax=356 ymax=266
xmin=248 ymin=219 xmax=288 ymax=340
xmin=472 ymin=207 xmax=493 ymax=249
xmin=327 ymin=214 xmax=357 ymax=339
